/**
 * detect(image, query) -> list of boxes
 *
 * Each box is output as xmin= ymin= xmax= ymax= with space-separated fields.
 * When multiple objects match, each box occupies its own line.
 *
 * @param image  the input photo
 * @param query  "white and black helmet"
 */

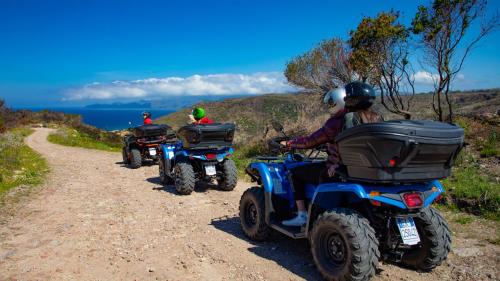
xmin=323 ymin=87 xmax=346 ymax=114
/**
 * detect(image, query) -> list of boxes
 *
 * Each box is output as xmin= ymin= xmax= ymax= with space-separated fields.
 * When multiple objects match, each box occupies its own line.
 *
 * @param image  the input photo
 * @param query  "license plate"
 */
xmin=149 ymin=148 xmax=157 ymax=156
xmin=205 ymin=165 xmax=216 ymax=176
xmin=396 ymin=217 xmax=421 ymax=245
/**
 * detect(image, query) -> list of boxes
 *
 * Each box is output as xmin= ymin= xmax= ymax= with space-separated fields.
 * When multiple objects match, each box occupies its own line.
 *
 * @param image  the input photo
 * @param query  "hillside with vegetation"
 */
xmin=157 ymin=89 xmax=499 ymax=144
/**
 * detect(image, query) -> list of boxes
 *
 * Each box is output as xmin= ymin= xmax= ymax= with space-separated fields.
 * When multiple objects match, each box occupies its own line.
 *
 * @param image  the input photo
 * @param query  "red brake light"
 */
xmin=403 ymin=192 xmax=423 ymax=208
xmin=206 ymin=153 xmax=217 ymax=160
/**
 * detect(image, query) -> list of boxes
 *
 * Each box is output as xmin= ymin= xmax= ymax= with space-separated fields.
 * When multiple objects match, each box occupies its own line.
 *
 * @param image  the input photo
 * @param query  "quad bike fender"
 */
xmin=362 ymin=180 xmax=444 ymax=209
xmin=309 ymin=183 xmax=368 ymax=210
xmin=305 ymin=180 xmax=443 ymax=236
xmin=173 ymin=150 xmax=190 ymax=162
xmin=160 ymin=144 xmax=177 ymax=175
xmin=422 ymin=180 xmax=444 ymax=207
xmin=309 ymin=180 xmax=443 ymax=211
xmin=161 ymin=144 xmax=176 ymax=160
xmin=247 ymin=162 xmax=275 ymax=224
xmin=248 ymin=163 xmax=274 ymax=192
xmin=174 ymin=148 xmax=234 ymax=161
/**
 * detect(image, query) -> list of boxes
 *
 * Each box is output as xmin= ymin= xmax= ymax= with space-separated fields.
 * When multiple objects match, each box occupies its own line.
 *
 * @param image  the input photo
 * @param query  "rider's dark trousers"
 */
xmin=290 ymin=162 xmax=330 ymax=201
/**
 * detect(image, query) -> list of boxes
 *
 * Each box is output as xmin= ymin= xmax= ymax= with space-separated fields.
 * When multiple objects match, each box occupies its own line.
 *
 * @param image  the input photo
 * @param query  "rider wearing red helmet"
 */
xmin=143 ymin=111 xmax=153 ymax=125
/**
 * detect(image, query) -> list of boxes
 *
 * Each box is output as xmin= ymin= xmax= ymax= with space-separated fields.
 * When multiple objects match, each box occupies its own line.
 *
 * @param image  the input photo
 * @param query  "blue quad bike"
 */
xmin=239 ymin=120 xmax=463 ymax=281
xmin=158 ymin=123 xmax=238 ymax=195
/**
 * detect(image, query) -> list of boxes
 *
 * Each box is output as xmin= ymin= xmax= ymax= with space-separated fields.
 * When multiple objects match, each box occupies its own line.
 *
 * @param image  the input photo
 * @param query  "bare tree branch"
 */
xmin=412 ymin=0 xmax=499 ymax=122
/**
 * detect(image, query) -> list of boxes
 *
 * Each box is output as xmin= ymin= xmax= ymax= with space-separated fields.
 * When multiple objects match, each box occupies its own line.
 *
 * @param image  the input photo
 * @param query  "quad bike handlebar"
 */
xmin=267 ymin=136 xmax=327 ymax=161
xmin=268 ymin=136 xmax=290 ymax=152
xmin=265 ymin=121 xmax=327 ymax=160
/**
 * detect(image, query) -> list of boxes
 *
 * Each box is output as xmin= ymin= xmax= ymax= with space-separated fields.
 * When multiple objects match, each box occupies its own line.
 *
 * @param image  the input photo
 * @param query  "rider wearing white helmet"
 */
xmin=282 ymin=82 xmax=383 ymax=226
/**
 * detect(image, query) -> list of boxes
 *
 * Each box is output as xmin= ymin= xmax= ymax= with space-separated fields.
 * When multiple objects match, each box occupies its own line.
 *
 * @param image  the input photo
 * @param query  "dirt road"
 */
xmin=0 ymin=128 xmax=498 ymax=280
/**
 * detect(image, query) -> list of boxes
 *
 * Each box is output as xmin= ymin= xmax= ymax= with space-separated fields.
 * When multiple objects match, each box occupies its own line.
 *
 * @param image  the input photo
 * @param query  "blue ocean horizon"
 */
xmin=17 ymin=107 xmax=175 ymax=131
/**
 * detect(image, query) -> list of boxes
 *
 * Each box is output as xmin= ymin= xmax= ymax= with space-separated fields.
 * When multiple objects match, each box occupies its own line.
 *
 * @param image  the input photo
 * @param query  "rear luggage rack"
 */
xmin=178 ymin=123 xmax=236 ymax=149
xmin=133 ymin=124 xmax=176 ymax=139
xmin=336 ymin=120 xmax=464 ymax=183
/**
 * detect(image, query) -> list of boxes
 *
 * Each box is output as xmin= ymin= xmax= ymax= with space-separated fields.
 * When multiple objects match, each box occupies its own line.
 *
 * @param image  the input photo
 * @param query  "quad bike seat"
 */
xmin=336 ymin=120 xmax=464 ymax=183
xmin=177 ymin=123 xmax=235 ymax=149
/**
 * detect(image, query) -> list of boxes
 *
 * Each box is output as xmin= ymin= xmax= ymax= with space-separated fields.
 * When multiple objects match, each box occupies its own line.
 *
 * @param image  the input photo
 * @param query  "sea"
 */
xmin=18 ymin=107 xmax=174 ymax=131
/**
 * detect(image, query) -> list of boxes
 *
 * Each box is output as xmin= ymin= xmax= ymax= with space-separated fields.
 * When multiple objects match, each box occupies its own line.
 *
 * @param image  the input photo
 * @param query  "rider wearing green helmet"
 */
xmin=192 ymin=107 xmax=205 ymax=120
xmin=189 ymin=107 xmax=214 ymax=124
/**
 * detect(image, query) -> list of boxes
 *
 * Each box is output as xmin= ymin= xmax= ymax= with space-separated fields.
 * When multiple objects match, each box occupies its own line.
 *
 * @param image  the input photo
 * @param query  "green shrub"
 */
xmin=453 ymin=215 xmax=474 ymax=225
xmin=72 ymin=123 xmax=122 ymax=147
xmin=442 ymin=163 xmax=500 ymax=220
xmin=454 ymin=116 xmax=471 ymax=137
xmin=480 ymin=132 xmax=498 ymax=157
xmin=48 ymin=127 xmax=121 ymax=152
xmin=232 ymin=142 xmax=267 ymax=177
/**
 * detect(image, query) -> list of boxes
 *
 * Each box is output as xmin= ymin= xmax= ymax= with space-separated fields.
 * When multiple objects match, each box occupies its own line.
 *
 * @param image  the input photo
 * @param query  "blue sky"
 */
xmin=0 ymin=0 xmax=499 ymax=107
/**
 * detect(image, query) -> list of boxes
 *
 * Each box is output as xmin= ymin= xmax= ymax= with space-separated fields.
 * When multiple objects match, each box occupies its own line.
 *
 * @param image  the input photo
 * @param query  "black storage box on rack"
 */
xmin=134 ymin=124 xmax=176 ymax=138
xmin=335 ymin=120 xmax=464 ymax=183
xmin=177 ymin=123 xmax=236 ymax=149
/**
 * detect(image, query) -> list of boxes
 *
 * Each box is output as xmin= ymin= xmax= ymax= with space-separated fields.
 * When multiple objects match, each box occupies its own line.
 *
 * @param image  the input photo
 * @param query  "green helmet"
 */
xmin=192 ymin=107 xmax=206 ymax=120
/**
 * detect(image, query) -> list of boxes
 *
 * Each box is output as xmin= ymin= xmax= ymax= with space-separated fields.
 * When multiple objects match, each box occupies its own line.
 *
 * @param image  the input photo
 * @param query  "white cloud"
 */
xmin=413 ymin=71 xmax=439 ymax=85
xmin=64 ymin=72 xmax=297 ymax=100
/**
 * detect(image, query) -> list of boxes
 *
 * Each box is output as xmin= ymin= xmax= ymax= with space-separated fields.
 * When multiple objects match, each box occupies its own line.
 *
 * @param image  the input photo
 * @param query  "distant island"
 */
xmin=84 ymin=94 xmax=252 ymax=110
xmin=85 ymin=101 xmax=152 ymax=109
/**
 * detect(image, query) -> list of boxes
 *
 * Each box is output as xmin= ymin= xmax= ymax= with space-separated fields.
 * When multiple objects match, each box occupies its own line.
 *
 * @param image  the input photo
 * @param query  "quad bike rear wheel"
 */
xmin=174 ymin=161 xmax=195 ymax=195
xmin=310 ymin=208 xmax=379 ymax=281
xmin=218 ymin=159 xmax=238 ymax=191
xmin=401 ymin=207 xmax=451 ymax=271
xmin=239 ymin=186 xmax=271 ymax=241
xmin=129 ymin=148 xmax=142 ymax=169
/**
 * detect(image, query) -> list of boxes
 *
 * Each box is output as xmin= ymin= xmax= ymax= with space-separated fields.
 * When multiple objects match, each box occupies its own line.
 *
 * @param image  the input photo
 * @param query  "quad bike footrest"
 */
xmin=269 ymin=221 xmax=306 ymax=239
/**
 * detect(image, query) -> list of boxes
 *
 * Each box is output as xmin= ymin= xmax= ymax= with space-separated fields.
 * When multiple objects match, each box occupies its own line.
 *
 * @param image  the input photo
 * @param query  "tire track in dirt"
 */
xmin=0 ymin=128 xmax=497 ymax=280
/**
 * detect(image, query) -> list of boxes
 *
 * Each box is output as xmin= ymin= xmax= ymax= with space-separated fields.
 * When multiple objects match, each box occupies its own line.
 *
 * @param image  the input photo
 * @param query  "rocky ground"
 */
xmin=0 ymin=128 xmax=498 ymax=280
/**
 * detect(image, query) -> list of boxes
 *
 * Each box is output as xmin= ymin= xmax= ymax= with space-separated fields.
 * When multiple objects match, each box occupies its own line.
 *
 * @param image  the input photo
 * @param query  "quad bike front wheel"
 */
xmin=239 ymin=186 xmax=271 ymax=241
xmin=218 ymin=159 xmax=238 ymax=191
xmin=400 ymin=207 xmax=452 ymax=271
xmin=173 ymin=161 xmax=195 ymax=195
xmin=159 ymin=159 xmax=173 ymax=185
xmin=129 ymin=148 xmax=142 ymax=169
xmin=310 ymin=208 xmax=379 ymax=281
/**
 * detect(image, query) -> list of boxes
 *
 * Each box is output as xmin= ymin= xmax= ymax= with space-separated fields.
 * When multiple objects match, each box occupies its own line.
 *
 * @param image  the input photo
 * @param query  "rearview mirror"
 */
xmin=271 ymin=121 xmax=284 ymax=133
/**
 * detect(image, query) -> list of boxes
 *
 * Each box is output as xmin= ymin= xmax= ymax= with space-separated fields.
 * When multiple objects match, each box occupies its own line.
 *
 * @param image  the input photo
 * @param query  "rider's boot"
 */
xmin=282 ymin=211 xmax=308 ymax=226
